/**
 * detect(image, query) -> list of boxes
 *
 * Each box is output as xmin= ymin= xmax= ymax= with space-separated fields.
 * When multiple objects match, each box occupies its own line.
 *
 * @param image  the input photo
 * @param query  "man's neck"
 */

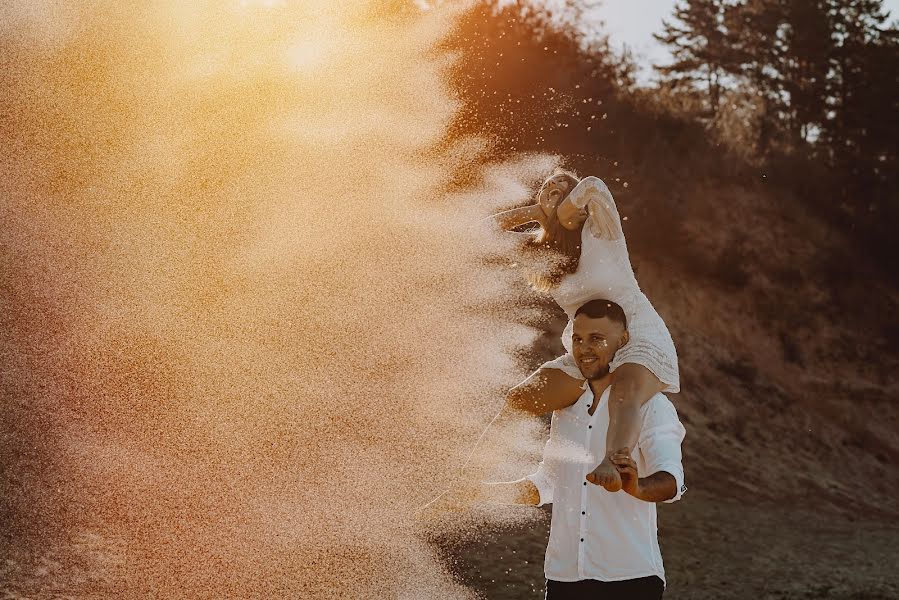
xmin=587 ymin=372 xmax=613 ymax=398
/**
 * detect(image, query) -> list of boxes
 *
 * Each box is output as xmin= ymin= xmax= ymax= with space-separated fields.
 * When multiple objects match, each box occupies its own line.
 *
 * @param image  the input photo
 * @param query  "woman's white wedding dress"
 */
xmin=542 ymin=176 xmax=680 ymax=392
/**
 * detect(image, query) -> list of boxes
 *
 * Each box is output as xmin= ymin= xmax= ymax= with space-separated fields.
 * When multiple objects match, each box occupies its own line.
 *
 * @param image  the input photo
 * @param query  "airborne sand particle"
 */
xmin=1 ymin=1 xmax=569 ymax=598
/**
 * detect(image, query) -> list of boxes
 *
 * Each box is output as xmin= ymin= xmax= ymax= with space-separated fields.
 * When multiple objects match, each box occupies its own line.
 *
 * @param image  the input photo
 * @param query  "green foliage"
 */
xmin=442 ymin=1 xmax=633 ymax=156
xmin=444 ymin=0 xmax=897 ymax=279
xmin=657 ymin=0 xmax=897 ymax=162
xmin=653 ymin=0 xmax=899 ymax=278
xmin=654 ymin=0 xmax=731 ymax=116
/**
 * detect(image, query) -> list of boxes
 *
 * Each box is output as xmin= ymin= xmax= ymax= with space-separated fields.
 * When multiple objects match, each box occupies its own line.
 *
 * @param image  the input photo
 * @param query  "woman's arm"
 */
xmin=491 ymin=203 xmax=545 ymax=231
xmin=556 ymin=194 xmax=589 ymax=231
xmin=556 ymin=176 xmax=622 ymax=239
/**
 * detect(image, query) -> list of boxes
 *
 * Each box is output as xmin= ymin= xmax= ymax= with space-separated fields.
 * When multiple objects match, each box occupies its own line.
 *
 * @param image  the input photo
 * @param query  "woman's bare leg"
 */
xmin=586 ymin=363 xmax=665 ymax=491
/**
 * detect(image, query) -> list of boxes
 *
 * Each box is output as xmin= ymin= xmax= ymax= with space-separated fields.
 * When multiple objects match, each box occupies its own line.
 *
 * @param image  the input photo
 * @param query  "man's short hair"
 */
xmin=574 ymin=299 xmax=627 ymax=329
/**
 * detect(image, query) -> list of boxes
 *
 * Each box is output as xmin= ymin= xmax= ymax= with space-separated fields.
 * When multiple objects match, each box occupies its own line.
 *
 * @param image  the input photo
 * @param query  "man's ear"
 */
xmin=618 ymin=330 xmax=630 ymax=350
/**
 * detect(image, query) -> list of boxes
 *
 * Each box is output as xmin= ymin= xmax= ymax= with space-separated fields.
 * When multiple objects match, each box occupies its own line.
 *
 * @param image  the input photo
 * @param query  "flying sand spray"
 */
xmin=2 ymin=1 xmax=565 ymax=597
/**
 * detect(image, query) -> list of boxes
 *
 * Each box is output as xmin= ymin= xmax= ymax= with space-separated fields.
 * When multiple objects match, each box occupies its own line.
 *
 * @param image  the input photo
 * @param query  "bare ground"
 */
xmin=439 ymin=490 xmax=899 ymax=600
xmin=436 ymin=181 xmax=899 ymax=599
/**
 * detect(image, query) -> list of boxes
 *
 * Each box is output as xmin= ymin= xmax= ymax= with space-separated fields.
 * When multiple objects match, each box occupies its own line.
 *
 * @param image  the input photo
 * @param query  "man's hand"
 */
xmin=610 ymin=448 xmax=678 ymax=503
xmin=610 ymin=449 xmax=640 ymax=498
xmin=441 ymin=479 xmax=484 ymax=511
xmin=417 ymin=476 xmax=541 ymax=522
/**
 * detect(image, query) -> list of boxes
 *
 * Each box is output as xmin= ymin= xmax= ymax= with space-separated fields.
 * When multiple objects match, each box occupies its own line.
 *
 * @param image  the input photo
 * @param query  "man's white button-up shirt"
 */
xmin=527 ymin=384 xmax=686 ymax=585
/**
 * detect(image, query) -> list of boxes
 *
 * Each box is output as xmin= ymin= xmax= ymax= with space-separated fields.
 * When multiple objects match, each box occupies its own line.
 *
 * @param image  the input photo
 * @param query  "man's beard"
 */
xmin=581 ymin=362 xmax=610 ymax=381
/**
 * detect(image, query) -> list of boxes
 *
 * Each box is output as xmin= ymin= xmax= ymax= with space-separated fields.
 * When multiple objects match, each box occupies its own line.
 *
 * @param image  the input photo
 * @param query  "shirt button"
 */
xmin=588 ymin=425 xmax=592 ymax=429
xmin=583 ymin=481 xmax=587 ymax=486
xmin=580 ymin=538 xmax=584 ymax=542
xmin=582 ymin=511 xmax=586 ymax=515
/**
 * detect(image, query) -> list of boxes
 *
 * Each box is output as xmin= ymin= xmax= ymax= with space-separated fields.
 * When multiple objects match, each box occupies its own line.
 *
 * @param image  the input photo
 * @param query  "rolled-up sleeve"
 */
xmin=639 ymin=397 xmax=687 ymax=503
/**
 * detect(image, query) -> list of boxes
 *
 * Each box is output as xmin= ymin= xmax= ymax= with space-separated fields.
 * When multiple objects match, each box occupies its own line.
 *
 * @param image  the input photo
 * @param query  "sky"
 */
xmin=595 ymin=0 xmax=899 ymax=83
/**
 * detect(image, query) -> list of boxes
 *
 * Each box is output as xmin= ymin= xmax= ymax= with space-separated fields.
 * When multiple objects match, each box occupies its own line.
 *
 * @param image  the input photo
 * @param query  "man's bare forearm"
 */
xmin=633 ymin=472 xmax=677 ymax=503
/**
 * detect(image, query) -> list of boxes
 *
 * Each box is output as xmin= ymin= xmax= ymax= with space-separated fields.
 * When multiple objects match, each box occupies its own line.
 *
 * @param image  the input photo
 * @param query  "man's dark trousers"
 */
xmin=544 ymin=576 xmax=664 ymax=600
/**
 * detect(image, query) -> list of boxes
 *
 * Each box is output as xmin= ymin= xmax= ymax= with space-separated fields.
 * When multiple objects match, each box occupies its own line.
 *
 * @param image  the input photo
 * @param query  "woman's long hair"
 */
xmin=527 ymin=171 xmax=583 ymax=293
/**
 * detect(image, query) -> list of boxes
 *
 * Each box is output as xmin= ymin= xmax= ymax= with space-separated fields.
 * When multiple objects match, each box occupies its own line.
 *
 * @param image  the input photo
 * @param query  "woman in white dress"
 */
xmin=493 ymin=171 xmax=679 ymax=491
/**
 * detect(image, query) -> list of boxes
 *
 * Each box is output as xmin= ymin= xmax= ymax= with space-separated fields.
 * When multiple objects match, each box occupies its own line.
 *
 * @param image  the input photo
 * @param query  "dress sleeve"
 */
xmin=566 ymin=176 xmax=624 ymax=241
xmin=638 ymin=395 xmax=687 ymax=503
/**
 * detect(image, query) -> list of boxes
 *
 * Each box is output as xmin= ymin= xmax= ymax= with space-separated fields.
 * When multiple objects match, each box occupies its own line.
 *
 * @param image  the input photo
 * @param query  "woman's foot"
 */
xmin=586 ymin=455 xmax=622 ymax=492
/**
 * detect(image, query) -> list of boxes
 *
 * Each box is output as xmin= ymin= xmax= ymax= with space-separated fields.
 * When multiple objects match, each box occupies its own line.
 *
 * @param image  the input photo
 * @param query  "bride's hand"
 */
xmin=556 ymin=195 xmax=589 ymax=230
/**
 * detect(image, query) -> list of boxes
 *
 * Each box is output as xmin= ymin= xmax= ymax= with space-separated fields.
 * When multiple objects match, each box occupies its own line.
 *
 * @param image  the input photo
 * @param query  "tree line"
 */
xmin=441 ymin=0 xmax=898 ymax=278
xmin=655 ymin=0 xmax=898 ymax=191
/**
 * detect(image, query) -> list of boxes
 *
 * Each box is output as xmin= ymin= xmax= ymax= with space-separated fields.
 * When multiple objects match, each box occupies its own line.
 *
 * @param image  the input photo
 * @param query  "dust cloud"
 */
xmin=1 ymin=1 xmax=559 ymax=597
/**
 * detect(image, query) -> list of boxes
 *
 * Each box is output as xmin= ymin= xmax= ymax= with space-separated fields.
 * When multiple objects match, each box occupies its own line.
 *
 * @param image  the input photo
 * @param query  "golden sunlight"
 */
xmin=1 ymin=0 xmax=552 ymax=597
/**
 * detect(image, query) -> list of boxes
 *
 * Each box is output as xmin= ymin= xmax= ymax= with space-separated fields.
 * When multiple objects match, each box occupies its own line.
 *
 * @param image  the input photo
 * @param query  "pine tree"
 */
xmin=825 ymin=0 xmax=898 ymax=172
xmin=654 ymin=0 xmax=731 ymax=117
xmin=722 ymin=0 xmax=835 ymax=152
xmin=721 ymin=0 xmax=785 ymax=153
xmin=779 ymin=0 xmax=834 ymax=147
